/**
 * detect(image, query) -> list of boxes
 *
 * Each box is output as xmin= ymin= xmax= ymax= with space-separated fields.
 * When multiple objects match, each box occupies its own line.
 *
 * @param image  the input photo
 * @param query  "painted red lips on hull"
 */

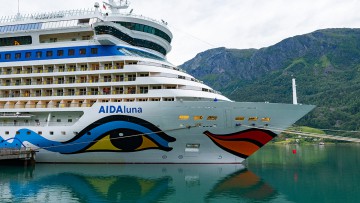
xmin=204 ymin=129 xmax=277 ymax=159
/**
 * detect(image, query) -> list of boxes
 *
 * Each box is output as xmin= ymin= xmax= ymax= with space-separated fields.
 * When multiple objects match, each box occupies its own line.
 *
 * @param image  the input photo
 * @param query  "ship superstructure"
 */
xmin=0 ymin=1 xmax=314 ymax=163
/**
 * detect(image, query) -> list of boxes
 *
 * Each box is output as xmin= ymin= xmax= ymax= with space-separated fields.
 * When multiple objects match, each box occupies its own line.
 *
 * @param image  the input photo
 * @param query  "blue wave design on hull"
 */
xmin=0 ymin=115 xmax=175 ymax=154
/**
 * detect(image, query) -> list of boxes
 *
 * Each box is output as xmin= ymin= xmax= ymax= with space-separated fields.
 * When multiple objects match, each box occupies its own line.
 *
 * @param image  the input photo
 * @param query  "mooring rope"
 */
xmin=241 ymin=124 xmax=360 ymax=143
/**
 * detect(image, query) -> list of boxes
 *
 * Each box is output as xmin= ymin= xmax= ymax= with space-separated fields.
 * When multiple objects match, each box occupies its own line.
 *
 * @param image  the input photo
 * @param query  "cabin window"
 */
xmin=15 ymin=53 xmax=21 ymax=59
xmin=79 ymin=48 xmax=86 ymax=55
xmin=91 ymin=48 xmax=98 ymax=54
xmin=61 ymin=131 xmax=66 ymax=135
xmin=50 ymin=131 xmax=54 ymax=135
xmin=38 ymin=131 xmax=42 ymax=135
xmin=79 ymin=88 xmax=86 ymax=95
xmin=57 ymin=50 xmax=64 ymax=56
xmin=5 ymin=131 xmax=9 ymax=135
xmin=46 ymin=51 xmax=53 ymax=57
xmin=68 ymin=119 xmax=73 ymax=123
xmin=50 ymin=38 xmax=57 ymax=42
xmin=163 ymin=98 xmax=174 ymax=101
xmin=5 ymin=53 xmax=10 ymax=60
xmin=139 ymin=86 xmax=148 ymax=94
xmin=127 ymin=87 xmax=136 ymax=94
xmin=194 ymin=116 xmax=203 ymax=120
xmin=114 ymin=87 xmax=124 ymax=94
xmin=128 ymin=74 xmax=136 ymax=81
xmin=114 ymin=75 xmax=123 ymax=81
xmin=69 ymin=76 xmax=75 ymax=83
xmin=36 ymin=51 xmax=42 ymax=58
xmin=262 ymin=117 xmax=271 ymax=122
xmin=152 ymin=86 xmax=162 ymax=89
xmin=68 ymin=49 xmax=75 ymax=56
xmin=25 ymin=52 xmax=31 ymax=58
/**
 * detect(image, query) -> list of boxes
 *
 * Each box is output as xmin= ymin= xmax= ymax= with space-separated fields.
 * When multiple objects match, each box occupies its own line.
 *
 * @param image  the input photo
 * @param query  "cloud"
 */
xmin=2 ymin=0 xmax=360 ymax=65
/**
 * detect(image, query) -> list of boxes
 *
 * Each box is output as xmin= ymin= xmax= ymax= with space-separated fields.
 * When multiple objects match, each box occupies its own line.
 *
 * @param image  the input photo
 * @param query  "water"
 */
xmin=0 ymin=144 xmax=359 ymax=203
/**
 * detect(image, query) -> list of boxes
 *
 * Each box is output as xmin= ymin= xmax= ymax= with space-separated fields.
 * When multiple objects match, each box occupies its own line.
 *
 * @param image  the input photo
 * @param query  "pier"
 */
xmin=0 ymin=148 xmax=36 ymax=166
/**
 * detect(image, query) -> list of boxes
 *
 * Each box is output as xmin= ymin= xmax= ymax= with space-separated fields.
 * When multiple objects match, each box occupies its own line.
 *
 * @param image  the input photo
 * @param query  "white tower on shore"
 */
xmin=292 ymin=78 xmax=298 ymax=105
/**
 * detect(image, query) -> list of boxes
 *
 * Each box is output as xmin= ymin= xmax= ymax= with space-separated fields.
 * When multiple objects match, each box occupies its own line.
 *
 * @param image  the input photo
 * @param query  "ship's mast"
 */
xmin=103 ymin=0 xmax=130 ymax=14
xmin=16 ymin=0 xmax=21 ymax=20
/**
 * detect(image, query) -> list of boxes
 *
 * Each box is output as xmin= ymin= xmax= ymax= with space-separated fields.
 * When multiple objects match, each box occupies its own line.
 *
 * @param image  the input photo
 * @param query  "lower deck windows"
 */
xmin=163 ymin=97 xmax=174 ymax=101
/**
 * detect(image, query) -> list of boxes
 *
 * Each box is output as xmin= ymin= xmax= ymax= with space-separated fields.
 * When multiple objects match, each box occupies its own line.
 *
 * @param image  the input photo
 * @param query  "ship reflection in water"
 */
xmin=0 ymin=164 xmax=279 ymax=202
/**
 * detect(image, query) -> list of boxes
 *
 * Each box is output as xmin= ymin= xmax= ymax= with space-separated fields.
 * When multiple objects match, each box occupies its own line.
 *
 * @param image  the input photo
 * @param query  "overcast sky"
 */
xmin=4 ymin=0 xmax=360 ymax=65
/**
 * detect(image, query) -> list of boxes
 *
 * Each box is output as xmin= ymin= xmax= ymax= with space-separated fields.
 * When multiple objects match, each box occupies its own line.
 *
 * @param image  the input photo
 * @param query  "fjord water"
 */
xmin=0 ymin=144 xmax=359 ymax=203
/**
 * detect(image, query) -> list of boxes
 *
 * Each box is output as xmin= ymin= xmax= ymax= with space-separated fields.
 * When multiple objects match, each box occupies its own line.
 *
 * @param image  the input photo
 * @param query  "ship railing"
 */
xmin=0 ymin=8 xmax=168 ymax=27
xmin=109 ymin=12 xmax=168 ymax=27
xmin=0 ymin=121 xmax=74 ymax=127
xmin=136 ymin=61 xmax=185 ymax=72
xmin=0 ymin=8 xmax=97 ymax=24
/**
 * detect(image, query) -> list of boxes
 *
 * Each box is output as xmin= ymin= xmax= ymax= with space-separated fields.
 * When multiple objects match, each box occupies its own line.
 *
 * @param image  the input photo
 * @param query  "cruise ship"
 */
xmin=0 ymin=0 xmax=314 ymax=163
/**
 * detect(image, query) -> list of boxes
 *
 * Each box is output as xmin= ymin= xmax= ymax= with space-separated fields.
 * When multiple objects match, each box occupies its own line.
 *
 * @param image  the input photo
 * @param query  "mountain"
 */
xmin=181 ymin=28 xmax=360 ymax=135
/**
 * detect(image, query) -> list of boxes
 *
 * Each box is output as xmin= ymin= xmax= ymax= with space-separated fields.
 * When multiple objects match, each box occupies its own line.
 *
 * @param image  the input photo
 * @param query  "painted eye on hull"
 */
xmin=62 ymin=115 xmax=176 ymax=154
xmin=84 ymin=128 xmax=172 ymax=152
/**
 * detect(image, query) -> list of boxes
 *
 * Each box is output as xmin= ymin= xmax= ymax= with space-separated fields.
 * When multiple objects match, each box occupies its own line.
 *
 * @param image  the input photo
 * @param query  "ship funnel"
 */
xmin=292 ymin=78 xmax=298 ymax=105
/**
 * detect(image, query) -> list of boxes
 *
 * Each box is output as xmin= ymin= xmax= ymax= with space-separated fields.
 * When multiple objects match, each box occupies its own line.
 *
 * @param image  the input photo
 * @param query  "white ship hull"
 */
xmin=0 ymin=101 xmax=314 ymax=163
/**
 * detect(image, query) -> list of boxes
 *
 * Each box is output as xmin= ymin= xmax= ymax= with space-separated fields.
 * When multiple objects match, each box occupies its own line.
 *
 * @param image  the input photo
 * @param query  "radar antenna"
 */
xmin=103 ymin=0 xmax=130 ymax=13
xmin=16 ymin=0 xmax=21 ymax=19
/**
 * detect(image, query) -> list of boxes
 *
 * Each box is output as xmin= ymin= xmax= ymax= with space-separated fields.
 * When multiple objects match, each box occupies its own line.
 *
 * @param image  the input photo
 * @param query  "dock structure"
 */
xmin=0 ymin=148 xmax=36 ymax=166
